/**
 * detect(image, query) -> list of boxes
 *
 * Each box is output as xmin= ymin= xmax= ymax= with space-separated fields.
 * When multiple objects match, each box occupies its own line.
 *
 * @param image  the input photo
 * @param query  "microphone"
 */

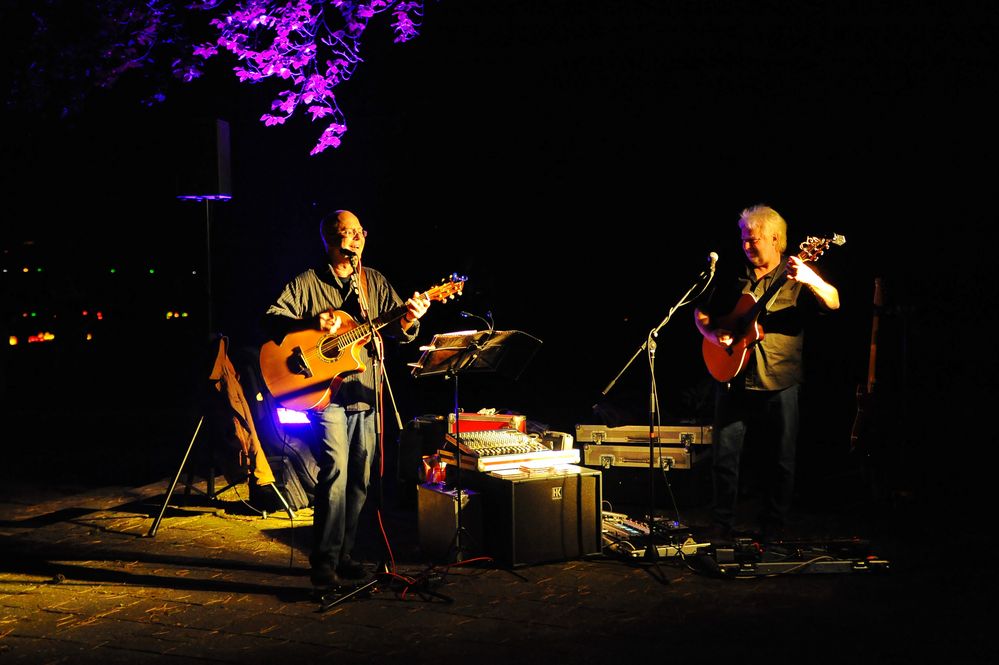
xmin=341 ymin=246 xmax=360 ymax=269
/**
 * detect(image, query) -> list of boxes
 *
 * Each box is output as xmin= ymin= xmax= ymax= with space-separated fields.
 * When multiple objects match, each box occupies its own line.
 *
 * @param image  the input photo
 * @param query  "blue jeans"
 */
xmin=711 ymin=383 xmax=799 ymax=531
xmin=310 ymin=404 xmax=376 ymax=568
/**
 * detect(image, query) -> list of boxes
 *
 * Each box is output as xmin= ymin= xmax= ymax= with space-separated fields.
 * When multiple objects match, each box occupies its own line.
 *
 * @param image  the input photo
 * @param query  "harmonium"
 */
xmin=574 ymin=423 xmax=713 ymax=470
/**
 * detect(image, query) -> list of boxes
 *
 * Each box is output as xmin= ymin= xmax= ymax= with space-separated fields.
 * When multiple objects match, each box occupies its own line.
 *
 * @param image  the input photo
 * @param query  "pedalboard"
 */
xmin=707 ymin=537 xmax=890 ymax=577
xmin=601 ymin=511 xmax=709 ymax=559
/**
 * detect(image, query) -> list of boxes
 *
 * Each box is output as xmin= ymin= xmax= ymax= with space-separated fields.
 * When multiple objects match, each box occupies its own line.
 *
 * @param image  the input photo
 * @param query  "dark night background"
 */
xmin=1 ymin=1 xmax=995 ymax=507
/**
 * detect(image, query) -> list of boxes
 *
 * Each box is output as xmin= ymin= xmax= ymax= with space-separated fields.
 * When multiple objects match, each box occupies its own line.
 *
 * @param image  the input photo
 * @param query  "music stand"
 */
xmin=410 ymin=329 xmax=542 ymax=561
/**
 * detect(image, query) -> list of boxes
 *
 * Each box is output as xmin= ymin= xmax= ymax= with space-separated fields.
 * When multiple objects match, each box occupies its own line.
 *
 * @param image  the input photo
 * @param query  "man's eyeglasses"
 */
xmin=336 ymin=229 xmax=368 ymax=240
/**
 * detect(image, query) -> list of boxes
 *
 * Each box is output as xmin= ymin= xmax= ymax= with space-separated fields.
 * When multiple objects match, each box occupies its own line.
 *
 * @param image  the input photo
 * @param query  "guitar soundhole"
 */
xmin=317 ymin=337 xmax=341 ymax=363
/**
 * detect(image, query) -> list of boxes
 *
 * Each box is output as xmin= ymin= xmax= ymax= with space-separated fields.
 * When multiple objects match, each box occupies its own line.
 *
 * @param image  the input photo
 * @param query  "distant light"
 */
xmin=28 ymin=332 xmax=55 ymax=343
xmin=110 ymin=268 xmax=117 ymax=274
xmin=36 ymin=267 xmax=43 ymax=273
xmin=276 ymin=408 xmax=311 ymax=424
xmin=177 ymin=194 xmax=233 ymax=202
xmin=148 ymin=268 xmax=155 ymax=274
xmin=96 ymin=312 xmax=103 ymax=320
xmin=85 ymin=333 xmax=93 ymax=341
xmin=22 ymin=267 xmax=28 ymax=273
xmin=8 ymin=336 xmax=17 ymax=346
xmin=82 ymin=310 xmax=88 ymax=316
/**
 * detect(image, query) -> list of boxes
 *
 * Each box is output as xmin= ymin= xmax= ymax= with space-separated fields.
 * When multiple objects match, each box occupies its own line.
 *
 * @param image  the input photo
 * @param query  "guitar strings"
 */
xmin=296 ymin=280 xmax=460 ymax=365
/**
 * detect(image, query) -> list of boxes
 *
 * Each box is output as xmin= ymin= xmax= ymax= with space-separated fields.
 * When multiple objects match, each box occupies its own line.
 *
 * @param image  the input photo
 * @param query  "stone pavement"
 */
xmin=0 ymin=471 xmax=991 ymax=664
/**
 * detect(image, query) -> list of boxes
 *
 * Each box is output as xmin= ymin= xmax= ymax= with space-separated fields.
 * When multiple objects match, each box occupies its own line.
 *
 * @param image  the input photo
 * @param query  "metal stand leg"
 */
xmin=148 ymin=416 xmax=205 ymax=537
xmin=270 ymin=482 xmax=296 ymax=520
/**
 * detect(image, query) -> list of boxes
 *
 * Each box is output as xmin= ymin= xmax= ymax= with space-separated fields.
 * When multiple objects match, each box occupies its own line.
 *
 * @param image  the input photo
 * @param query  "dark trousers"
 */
xmin=711 ymin=383 xmax=799 ymax=531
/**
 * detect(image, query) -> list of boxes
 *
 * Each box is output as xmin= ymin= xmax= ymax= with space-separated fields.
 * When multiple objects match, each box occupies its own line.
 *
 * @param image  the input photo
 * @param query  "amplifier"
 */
xmin=464 ymin=465 xmax=602 ymax=567
xmin=417 ymin=483 xmax=484 ymax=562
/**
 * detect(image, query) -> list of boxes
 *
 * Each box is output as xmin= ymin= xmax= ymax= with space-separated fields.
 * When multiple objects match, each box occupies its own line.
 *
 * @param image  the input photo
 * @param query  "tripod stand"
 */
xmin=599 ymin=259 xmax=715 ymax=562
xmin=148 ymin=335 xmax=294 ymax=537
xmin=410 ymin=327 xmax=542 ymax=562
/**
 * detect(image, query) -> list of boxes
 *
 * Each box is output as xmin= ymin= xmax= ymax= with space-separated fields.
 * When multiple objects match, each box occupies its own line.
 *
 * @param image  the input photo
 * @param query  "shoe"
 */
xmin=310 ymin=563 xmax=345 ymax=589
xmin=336 ymin=556 xmax=369 ymax=581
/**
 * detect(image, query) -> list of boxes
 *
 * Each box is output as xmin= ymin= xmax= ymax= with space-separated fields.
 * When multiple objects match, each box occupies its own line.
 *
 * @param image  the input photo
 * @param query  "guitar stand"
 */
xmin=148 ymin=415 xmax=228 ymax=537
xmin=148 ymin=413 xmax=297 ymax=537
xmin=148 ymin=336 xmax=296 ymax=537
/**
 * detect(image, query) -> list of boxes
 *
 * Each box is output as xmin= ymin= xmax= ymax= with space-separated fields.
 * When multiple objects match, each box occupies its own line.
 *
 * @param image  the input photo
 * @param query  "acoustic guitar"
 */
xmin=850 ymin=276 xmax=883 ymax=454
xmin=259 ymin=273 xmax=466 ymax=411
xmin=701 ymin=234 xmax=845 ymax=382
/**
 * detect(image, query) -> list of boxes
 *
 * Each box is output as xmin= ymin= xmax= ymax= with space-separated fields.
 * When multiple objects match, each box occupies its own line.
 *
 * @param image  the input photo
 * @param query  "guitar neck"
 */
xmin=320 ymin=287 xmax=436 ymax=355
xmin=747 ymin=269 xmax=789 ymax=322
xmin=745 ymin=240 xmax=828 ymax=324
xmin=319 ymin=307 xmax=404 ymax=354
xmin=372 ymin=284 xmax=440 ymax=329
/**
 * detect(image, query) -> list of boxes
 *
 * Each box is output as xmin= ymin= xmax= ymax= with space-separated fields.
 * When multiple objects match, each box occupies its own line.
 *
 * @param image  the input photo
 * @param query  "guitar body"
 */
xmin=701 ymin=292 xmax=764 ymax=382
xmin=700 ymin=233 xmax=845 ymax=383
xmin=258 ymin=273 xmax=468 ymax=411
xmin=258 ymin=311 xmax=369 ymax=412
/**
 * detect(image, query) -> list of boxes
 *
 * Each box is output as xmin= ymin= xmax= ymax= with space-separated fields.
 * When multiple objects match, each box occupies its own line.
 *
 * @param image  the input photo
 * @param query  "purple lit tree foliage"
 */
xmin=8 ymin=1 xmax=425 ymax=155
xmin=190 ymin=1 xmax=425 ymax=155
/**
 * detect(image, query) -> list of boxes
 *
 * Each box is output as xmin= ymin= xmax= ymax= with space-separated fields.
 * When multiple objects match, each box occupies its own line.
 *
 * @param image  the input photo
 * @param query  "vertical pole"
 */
xmin=205 ymin=199 xmax=214 ymax=339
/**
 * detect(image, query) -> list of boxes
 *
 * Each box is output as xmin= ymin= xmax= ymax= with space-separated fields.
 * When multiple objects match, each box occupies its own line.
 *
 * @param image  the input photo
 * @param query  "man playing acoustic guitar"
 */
xmin=694 ymin=204 xmax=840 ymax=544
xmin=263 ymin=210 xmax=431 ymax=589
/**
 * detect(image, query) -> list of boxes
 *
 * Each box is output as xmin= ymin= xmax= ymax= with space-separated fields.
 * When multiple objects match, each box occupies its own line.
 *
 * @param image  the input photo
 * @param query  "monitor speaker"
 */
xmin=473 ymin=468 xmax=603 ymax=567
xmin=417 ymin=483 xmax=484 ymax=562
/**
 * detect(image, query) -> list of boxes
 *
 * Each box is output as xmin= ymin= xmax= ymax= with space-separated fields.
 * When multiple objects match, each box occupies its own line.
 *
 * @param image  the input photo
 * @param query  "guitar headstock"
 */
xmin=798 ymin=233 xmax=846 ymax=262
xmin=427 ymin=273 xmax=467 ymax=303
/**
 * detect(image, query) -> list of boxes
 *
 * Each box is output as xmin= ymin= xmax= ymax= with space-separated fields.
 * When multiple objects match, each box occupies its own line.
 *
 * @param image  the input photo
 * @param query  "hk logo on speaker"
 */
xmin=551 ymin=487 xmax=562 ymax=500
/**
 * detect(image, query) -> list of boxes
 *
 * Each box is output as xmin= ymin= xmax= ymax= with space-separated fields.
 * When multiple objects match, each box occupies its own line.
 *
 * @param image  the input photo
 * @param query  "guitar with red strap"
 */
xmin=701 ymin=234 xmax=845 ymax=382
xmin=850 ymin=276 xmax=883 ymax=454
xmin=259 ymin=273 xmax=466 ymax=411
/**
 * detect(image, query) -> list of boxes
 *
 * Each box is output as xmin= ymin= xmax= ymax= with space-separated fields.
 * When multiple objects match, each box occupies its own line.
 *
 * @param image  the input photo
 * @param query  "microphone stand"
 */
xmin=446 ymin=311 xmax=494 ymax=563
xmin=599 ymin=263 xmax=715 ymax=562
xmin=350 ymin=258 xmax=387 ymax=571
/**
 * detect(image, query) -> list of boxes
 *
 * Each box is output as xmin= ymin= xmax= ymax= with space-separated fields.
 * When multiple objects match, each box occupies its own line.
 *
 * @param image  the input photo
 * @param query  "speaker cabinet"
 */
xmin=176 ymin=117 xmax=232 ymax=200
xmin=474 ymin=467 xmax=603 ymax=567
xmin=417 ymin=483 xmax=484 ymax=561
